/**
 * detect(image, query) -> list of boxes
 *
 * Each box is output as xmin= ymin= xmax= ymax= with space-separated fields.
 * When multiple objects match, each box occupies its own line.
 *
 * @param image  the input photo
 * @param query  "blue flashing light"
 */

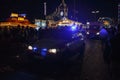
xmin=41 ymin=51 xmax=47 ymax=57
xmin=71 ymin=25 xmax=77 ymax=31
xmin=41 ymin=48 xmax=47 ymax=57
xmin=33 ymin=47 xmax=37 ymax=50
xmin=42 ymin=48 xmax=47 ymax=51
xmin=32 ymin=47 xmax=37 ymax=52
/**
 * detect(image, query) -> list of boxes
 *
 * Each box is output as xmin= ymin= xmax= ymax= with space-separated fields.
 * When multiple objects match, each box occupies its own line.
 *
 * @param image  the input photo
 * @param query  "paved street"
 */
xmin=80 ymin=40 xmax=111 ymax=80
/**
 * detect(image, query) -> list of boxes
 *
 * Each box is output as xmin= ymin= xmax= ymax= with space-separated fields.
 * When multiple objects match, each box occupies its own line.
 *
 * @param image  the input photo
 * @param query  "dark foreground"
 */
xmin=1 ymin=39 xmax=117 ymax=80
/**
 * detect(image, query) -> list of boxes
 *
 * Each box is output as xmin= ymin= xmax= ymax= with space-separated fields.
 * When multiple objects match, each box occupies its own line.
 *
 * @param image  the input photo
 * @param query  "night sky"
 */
xmin=0 ymin=0 xmax=118 ymax=22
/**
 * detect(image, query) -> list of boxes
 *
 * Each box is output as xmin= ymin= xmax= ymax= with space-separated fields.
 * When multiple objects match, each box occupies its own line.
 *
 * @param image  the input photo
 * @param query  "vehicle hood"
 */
xmin=32 ymin=39 xmax=66 ymax=49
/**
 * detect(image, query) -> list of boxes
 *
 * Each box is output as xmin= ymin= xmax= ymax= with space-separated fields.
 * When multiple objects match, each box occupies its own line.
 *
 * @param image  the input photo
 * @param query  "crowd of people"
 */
xmin=0 ymin=26 xmax=38 ymax=43
xmin=0 ymin=26 xmax=81 ymax=43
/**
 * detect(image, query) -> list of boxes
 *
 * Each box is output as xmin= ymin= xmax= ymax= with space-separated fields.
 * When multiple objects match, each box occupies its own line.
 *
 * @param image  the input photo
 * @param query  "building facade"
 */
xmin=118 ymin=3 xmax=120 ymax=24
xmin=35 ymin=0 xmax=83 ymax=28
xmin=0 ymin=13 xmax=36 ymax=28
xmin=46 ymin=0 xmax=68 ymax=21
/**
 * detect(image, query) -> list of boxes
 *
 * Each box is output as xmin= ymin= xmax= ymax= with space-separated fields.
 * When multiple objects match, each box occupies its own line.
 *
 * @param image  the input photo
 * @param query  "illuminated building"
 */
xmin=46 ymin=0 xmax=68 ymax=21
xmin=35 ymin=19 xmax=57 ymax=29
xmin=35 ymin=0 xmax=83 ymax=28
xmin=118 ymin=3 xmax=120 ymax=23
xmin=35 ymin=17 xmax=82 ymax=28
xmin=0 ymin=13 xmax=36 ymax=28
xmin=56 ymin=17 xmax=82 ymax=26
xmin=35 ymin=19 xmax=47 ymax=29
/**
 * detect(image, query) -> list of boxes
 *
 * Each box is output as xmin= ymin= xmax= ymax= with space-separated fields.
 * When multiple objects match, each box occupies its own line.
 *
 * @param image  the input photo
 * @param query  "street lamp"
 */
xmin=91 ymin=10 xmax=99 ymax=21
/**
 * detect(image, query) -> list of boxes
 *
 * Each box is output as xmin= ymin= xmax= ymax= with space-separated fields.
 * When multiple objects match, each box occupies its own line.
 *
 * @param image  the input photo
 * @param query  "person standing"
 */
xmin=110 ymin=24 xmax=120 ymax=80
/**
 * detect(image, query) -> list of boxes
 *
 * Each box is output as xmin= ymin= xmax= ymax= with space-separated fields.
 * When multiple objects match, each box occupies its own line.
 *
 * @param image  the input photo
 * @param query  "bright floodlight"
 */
xmin=28 ymin=45 xmax=33 ymax=50
xmin=71 ymin=25 xmax=77 ymax=31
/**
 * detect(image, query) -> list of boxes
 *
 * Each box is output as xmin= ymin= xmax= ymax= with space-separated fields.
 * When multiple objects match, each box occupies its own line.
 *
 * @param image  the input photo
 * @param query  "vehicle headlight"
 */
xmin=28 ymin=45 xmax=38 ymax=51
xmin=48 ymin=49 xmax=57 ymax=54
xmin=96 ymin=32 xmax=100 ymax=35
xmin=28 ymin=45 xmax=33 ymax=50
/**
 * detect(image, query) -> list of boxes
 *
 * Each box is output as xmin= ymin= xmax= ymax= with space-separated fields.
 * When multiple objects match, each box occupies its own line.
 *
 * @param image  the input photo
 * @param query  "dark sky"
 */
xmin=0 ymin=0 xmax=118 ymax=22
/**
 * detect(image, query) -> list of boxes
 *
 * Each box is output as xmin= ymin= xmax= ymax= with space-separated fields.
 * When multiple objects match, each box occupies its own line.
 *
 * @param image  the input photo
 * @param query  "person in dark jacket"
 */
xmin=110 ymin=24 xmax=120 ymax=80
